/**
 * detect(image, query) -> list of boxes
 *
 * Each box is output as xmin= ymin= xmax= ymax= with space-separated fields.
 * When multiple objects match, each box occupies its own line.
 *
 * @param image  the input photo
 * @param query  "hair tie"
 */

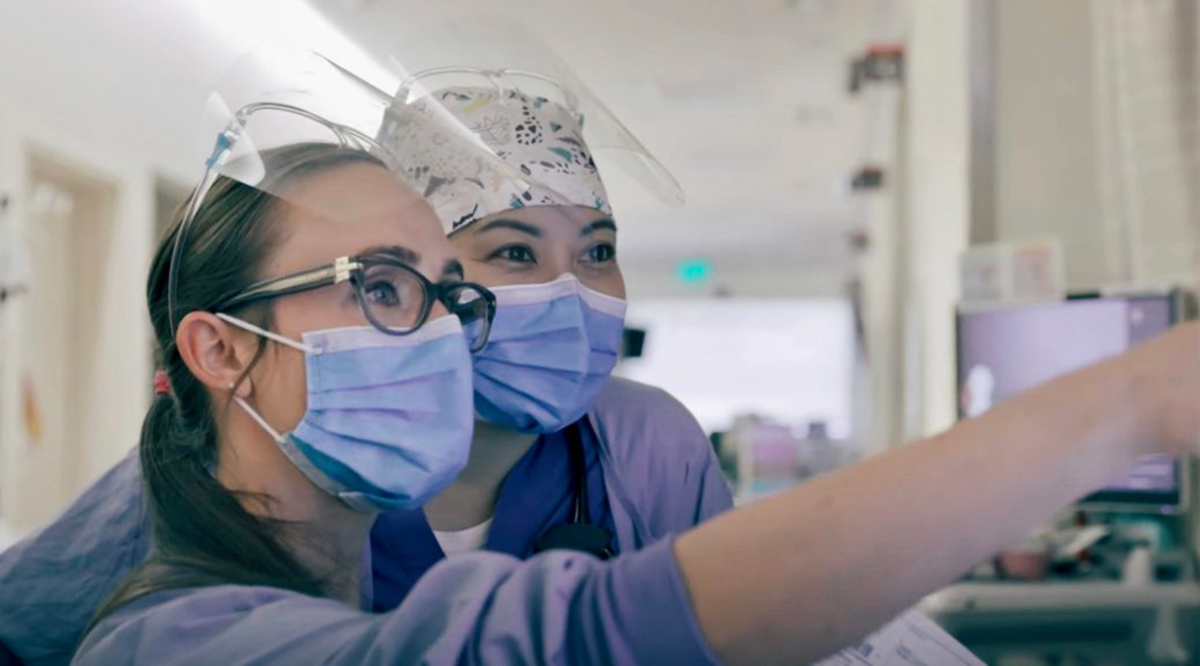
xmin=154 ymin=369 xmax=173 ymax=397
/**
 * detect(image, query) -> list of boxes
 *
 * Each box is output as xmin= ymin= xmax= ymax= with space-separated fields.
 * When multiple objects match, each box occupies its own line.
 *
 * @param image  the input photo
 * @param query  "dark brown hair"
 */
xmin=89 ymin=143 xmax=386 ymax=629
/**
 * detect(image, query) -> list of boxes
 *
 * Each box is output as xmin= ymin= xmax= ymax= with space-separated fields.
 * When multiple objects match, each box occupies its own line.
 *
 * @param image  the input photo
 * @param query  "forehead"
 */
xmin=267 ymin=162 xmax=451 ymax=274
xmin=458 ymin=205 xmax=614 ymax=239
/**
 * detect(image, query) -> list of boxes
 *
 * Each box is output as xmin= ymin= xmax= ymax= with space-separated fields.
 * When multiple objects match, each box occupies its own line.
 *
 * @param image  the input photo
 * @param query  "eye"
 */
xmin=358 ymin=264 xmax=418 ymax=310
xmin=489 ymin=244 xmax=537 ymax=265
xmin=363 ymin=279 xmax=401 ymax=307
xmin=585 ymin=242 xmax=617 ymax=264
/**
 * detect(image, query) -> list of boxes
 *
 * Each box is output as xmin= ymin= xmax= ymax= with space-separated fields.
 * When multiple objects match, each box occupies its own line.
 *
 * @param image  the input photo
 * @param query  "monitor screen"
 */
xmin=956 ymin=295 xmax=1179 ymax=507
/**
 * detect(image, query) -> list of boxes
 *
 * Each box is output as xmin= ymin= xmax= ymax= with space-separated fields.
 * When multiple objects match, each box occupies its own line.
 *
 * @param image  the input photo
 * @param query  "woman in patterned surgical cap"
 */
xmin=0 ymin=75 xmax=735 ymax=664
xmin=366 ymin=80 xmax=734 ymax=606
xmin=10 ymin=65 xmax=1200 ymax=666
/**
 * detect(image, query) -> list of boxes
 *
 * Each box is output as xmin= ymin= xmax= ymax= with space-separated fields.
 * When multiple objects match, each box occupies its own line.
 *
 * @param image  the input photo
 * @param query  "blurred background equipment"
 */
xmin=618 ymin=298 xmax=856 ymax=437
xmin=960 ymin=240 xmax=1066 ymax=306
xmin=923 ymin=289 xmax=1200 ymax=664
xmin=957 ymin=292 xmax=1183 ymax=509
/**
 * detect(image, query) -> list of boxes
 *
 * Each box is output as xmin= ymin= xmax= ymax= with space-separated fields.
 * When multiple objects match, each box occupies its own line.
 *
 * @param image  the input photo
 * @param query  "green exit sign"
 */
xmin=676 ymin=259 xmax=713 ymax=285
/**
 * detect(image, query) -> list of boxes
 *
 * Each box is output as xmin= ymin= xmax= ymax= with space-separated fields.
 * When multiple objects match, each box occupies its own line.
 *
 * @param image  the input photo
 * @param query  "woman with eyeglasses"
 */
xmin=62 ymin=135 xmax=1200 ymax=666
xmin=59 ymin=131 xmax=727 ymax=664
xmin=6 ymin=62 xmax=1200 ymax=665
xmin=0 ymin=76 xmax=735 ymax=666
xmin=0 ymin=67 xmax=733 ymax=665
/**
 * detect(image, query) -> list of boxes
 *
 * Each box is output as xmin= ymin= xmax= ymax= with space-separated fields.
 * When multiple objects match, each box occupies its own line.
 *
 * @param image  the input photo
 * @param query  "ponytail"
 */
xmin=88 ymin=144 xmax=383 ymax=630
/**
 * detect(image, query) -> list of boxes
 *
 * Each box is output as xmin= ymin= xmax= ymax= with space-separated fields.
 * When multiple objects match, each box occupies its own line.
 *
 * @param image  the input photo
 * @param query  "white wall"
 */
xmin=0 ymin=0 xmax=188 ymax=528
xmin=0 ymin=0 xmax=374 ymax=535
xmin=903 ymin=0 xmax=971 ymax=438
xmin=993 ymin=0 xmax=1112 ymax=291
xmin=619 ymin=299 xmax=855 ymax=436
xmin=0 ymin=520 xmax=13 ymax=553
xmin=991 ymin=0 xmax=1199 ymax=291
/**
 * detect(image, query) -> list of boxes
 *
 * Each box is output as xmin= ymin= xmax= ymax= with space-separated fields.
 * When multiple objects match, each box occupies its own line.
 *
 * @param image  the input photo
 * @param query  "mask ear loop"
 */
xmin=215 ymin=312 xmax=318 ymax=355
xmin=214 ymin=312 xmax=318 ymax=445
xmin=231 ymin=392 xmax=287 ymax=445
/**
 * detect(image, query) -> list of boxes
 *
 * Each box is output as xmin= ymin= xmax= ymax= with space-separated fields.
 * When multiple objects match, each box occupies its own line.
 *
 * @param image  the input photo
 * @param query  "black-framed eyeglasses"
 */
xmin=214 ymin=254 xmax=497 ymax=352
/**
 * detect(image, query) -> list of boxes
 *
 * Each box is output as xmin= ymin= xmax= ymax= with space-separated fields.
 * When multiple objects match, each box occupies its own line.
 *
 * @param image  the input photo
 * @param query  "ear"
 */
xmin=175 ymin=311 xmax=259 ymax=397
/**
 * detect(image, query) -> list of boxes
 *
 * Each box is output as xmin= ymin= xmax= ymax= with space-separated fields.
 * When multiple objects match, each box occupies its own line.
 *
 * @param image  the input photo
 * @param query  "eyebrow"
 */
xmin=474 ymin=219 xmax=542 ymax=237
xmin=581 ymin=219 xmax=617 ymax=236
xmin=356 ymin=245 xmax=419 ymax=265
xmin=442 ymin=259 xmax=465 ymax=279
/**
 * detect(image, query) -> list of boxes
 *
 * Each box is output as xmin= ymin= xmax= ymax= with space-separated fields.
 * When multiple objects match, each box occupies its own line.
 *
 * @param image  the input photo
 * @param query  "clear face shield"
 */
xmin=373 ymin=17 xmax=684 ymax=236
xmin=167 ymin=49 xmax=525 ymax=350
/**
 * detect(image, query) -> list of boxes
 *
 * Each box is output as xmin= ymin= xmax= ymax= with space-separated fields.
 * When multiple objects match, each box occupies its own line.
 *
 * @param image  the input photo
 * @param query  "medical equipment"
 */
xmin=935 ymin=291 xmax=1200 ymax=664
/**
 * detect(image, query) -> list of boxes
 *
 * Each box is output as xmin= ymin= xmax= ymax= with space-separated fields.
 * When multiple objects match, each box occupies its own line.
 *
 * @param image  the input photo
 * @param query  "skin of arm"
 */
xmin=676 ymin=322 xmax=1200 ymax=665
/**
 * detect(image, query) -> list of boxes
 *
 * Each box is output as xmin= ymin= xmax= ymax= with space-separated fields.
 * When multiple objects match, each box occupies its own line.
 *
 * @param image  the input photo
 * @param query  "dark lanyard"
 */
xmin=531 ymin=423 xmax=615 ymax=559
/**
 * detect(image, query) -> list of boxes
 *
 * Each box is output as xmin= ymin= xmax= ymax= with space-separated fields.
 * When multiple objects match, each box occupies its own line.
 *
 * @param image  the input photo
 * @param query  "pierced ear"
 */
xmin=176 ymin=311 xmax=257 ymax=394
xmin=231 ymin=376 xmax=253 ymax=400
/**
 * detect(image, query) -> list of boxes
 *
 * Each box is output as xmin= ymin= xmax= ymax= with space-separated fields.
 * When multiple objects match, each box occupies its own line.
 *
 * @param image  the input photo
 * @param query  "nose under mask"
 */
xmin=469 ymin=274 xmax=627 ymax=434
xmin=219 ymin=313 xmax=475 ymax=512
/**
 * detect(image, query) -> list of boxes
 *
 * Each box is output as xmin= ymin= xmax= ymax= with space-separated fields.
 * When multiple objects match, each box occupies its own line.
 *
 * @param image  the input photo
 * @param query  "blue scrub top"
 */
xmin=371 ymin=418 xmax=616 ymax=611
xmin=1 ymin=378 xmax=732 ymax=665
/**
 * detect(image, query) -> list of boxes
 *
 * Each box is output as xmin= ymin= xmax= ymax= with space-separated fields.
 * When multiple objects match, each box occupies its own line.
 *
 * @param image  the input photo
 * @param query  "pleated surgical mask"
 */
xmin=219 ymin=313 xmax=475 ymax=512
xmin=469 ymin=275 xmax=626 ymax=434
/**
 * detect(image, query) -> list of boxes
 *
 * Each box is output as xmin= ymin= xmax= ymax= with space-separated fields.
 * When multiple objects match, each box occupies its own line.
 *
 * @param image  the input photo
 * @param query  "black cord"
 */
xmin=531 ymin=421 xmax=613 ymax=559
xmin=566 ymin=423 xmax=591 ymax=525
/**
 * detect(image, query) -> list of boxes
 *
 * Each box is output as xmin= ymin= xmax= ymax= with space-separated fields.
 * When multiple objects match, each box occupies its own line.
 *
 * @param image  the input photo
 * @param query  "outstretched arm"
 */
xmin=677 ymin=323 xmax=1200 ymax=664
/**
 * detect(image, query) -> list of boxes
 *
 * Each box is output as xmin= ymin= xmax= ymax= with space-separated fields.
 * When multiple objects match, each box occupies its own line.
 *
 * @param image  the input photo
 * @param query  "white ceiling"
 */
xmin=308 ymin=0 xmax=904 ymax=267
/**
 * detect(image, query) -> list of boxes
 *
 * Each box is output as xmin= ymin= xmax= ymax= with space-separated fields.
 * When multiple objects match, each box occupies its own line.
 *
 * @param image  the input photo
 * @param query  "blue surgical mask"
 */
xmin=471 ymin=274 xmax=627 ymax=434
xmin=217 ymin=313 xmax=474 ymax=512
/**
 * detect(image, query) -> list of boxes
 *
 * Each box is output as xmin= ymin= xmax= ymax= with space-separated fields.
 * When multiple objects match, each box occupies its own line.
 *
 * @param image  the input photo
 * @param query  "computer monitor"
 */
xmin=956 ymin=294 xmax=1183 ymax=512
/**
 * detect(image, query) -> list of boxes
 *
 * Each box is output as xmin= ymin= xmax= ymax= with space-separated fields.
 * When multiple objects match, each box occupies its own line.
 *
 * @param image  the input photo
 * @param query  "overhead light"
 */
xmin=183 ymin=0 xmax=397 ymax=93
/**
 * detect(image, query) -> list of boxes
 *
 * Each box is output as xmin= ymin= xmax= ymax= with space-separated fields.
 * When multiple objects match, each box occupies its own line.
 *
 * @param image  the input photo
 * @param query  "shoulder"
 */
xmin=75 ymin=585 xmax=357 ymax=665
xmin=591 ymin=377 xmax=706 ymax=441
xmin=0 ymin=447 xmax=148 ymax=584
xmin=75 ymin=553 xmax=578 ymax=666
xmin=588 ymin=378 xmax=733 ymax=533
xmin=0 ymin=448 xmax=148 ymax=665
xmin=87 ymin=584 xmax=321 ymax=634
xmin=589 ymin=377 xmax=710 ymax=462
